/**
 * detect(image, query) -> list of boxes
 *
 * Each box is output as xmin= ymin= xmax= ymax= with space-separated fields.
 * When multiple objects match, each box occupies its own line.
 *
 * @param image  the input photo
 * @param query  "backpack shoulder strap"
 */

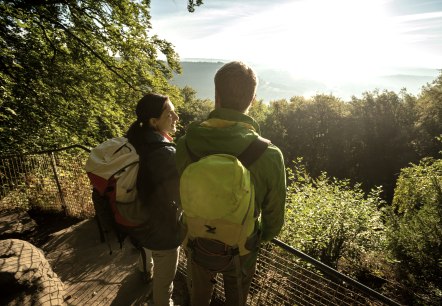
xmin=237 ymin=136 xmax=271 ymax=168
xmin=185 ymin=136 xmax=271 ymax=168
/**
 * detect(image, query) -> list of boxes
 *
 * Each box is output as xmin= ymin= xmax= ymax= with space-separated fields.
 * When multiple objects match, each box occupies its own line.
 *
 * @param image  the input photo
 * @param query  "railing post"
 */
xmin=49 ymin=152 xmax=67 ymax=214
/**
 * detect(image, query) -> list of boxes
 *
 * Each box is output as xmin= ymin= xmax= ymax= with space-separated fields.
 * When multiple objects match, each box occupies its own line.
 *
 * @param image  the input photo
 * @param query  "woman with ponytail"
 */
xmin=119 ymin=93 xmax=185 ymax=306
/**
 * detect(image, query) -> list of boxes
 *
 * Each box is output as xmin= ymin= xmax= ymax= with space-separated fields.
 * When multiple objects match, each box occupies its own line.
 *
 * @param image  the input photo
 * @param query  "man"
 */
xmin=176 ymin=61 xmax=286 ymax=305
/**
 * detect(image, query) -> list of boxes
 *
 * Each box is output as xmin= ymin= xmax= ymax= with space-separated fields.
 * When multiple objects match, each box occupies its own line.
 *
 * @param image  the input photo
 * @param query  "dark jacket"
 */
xmin=117 ymin=128 xmax=185 ymax=250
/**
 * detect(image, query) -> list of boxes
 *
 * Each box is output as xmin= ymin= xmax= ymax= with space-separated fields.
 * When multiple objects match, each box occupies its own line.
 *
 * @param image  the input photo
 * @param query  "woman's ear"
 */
xmin=149 ymin=118 xmax=157 ymax=129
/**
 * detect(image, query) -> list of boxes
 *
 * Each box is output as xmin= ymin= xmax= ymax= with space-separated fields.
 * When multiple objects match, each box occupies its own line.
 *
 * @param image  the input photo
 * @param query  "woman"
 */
xmin=118 ymin=93 xmax=185 ymax=306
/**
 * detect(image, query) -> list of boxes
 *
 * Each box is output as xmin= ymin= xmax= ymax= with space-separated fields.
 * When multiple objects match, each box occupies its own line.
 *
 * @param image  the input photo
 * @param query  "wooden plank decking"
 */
xmin=42 ymin=219 xmax=188 ymax=306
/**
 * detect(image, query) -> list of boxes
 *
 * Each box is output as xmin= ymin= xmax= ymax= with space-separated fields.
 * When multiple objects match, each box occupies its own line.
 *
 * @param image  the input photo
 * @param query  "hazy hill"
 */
xmin=171 ymin=61 xmax=223 ymax=100
xmin=171 ymin=60 xmax=439 ymax=102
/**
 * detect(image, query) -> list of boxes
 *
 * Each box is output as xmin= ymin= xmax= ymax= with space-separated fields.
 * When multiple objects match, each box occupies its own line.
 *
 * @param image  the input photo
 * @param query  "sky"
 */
xmin=149 ymin=0 xmax=442 ymax=98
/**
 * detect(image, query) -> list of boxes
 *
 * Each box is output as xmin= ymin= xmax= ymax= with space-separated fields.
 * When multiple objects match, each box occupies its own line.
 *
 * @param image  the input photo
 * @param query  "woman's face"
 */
xmin=152 ymin=99 xmax=179 ymax=135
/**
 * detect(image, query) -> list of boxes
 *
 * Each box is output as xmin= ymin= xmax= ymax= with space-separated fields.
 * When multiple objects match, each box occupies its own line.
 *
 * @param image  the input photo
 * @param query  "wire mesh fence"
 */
xmin=177 ymin=242 xmax=398 ymax=306
xmin=0 ymin=146 xmax=94 ymax=218
xmin=0 ymin=146 xmax=400 ymax=306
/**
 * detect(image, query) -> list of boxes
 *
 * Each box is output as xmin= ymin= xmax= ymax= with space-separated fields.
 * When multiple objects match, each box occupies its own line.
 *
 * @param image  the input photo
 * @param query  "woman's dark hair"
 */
xmin=126 ymin=93 xmax=168 ymax=150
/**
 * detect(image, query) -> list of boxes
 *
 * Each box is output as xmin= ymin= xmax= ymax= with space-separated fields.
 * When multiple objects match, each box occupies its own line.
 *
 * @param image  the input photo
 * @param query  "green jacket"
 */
xmin=176 ymin=108 xmax=286 ymax=242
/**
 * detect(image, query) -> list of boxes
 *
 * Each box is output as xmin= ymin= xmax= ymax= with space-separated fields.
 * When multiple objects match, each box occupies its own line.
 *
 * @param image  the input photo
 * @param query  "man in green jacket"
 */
xmin=176 ymin=61 xmax=286 ymax=306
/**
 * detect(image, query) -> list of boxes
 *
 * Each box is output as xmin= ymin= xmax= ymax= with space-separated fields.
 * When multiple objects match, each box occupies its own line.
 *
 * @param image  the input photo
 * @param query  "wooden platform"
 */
xmin=42 ymin=219 xmax=188 ymax=305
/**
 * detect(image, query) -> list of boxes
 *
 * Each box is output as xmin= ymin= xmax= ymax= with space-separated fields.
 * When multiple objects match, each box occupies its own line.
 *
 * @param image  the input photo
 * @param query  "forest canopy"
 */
xmin=0 ymin=0 xmax=194 ymax=152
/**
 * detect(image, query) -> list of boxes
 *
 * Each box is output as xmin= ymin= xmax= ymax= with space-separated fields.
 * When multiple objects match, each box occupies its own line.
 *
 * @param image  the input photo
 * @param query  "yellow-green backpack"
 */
xmin=180 ymin=136 xmax=270 ymax=256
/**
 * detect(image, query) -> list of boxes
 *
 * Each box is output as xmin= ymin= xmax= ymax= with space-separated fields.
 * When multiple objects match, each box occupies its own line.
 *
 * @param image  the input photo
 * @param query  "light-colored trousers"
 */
xmin=138 ymin=247 xmax=180 ymax=306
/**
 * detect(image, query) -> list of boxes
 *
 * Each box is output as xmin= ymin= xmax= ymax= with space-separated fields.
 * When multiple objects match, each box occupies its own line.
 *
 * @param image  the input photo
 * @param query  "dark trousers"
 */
xmin=187 ymin=250 xmax=258 ymax=306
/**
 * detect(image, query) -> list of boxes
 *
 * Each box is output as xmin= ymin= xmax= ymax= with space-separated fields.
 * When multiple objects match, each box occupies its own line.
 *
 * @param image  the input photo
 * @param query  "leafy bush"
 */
xmin=280 ymin=159 xmax=386 ymax=270
xmin=385 ymin=157 xmax=442 ymax=302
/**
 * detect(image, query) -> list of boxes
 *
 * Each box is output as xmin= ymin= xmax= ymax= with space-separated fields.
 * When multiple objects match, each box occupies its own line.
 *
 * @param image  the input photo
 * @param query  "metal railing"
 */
xmin=0 ymin=145 xmax=401 ymax=306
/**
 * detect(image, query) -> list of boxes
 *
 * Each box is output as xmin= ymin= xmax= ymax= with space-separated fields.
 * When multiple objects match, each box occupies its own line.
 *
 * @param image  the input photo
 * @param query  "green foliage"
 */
xmin=175 ymin=86 xmax=213 ymax=139
xmin=281 ymin=158 xmax=386 ymax=269
xmin=261 ymin=94 xmax=358 ymax=179
xmin=248 ymin=99 xmax=268 ymax=127
xmin=348 ymin=90 xmax=420 ymax=200
xmin=256 ymin=87 xmax=435 ymax=203
xmin=187 ymin=0 xmax=204 ymax=13
xmin=386 ymin=157 xmax=442 ymax=298
xmin=260 ymin=98 xmax=290 ymax=154
xmin=0 ymin=0 xmax=184 ymax=154
xmin=415 ymin=72 xmax=442 ymax=157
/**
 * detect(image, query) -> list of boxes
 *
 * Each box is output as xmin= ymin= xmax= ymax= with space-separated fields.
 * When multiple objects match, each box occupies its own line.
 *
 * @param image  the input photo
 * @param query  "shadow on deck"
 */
xmin=41 ymin=218 xmax=189 ymax=306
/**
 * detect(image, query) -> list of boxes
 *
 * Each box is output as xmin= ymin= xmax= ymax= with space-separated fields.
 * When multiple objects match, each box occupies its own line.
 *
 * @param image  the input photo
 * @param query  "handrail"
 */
xmin=271 ymin=238 xmax=401 ymax=306
xmin=0 ymin=144 xmax=91 ymax=158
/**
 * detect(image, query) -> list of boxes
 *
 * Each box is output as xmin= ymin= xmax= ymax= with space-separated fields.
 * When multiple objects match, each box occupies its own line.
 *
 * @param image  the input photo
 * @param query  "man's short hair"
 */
xmin=214 ymin=61 xmax=258 ymax=112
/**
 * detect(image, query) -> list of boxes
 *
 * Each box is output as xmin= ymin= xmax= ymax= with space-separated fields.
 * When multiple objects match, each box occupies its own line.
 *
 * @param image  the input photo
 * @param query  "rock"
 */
xmin=0 ymin=210 xmax=37 ymax=239
xmin=0 ymin=239 xmax=66 ymax=306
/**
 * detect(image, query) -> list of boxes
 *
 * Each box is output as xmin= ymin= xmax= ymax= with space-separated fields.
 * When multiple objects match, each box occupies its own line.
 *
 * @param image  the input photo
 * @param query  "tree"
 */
xmin=348 ymin=90 xmax=419 ymax=201
xmin=175 ymin=86 xmax=213 ymax=139
xmin=386 ymin=156 xmax=442 ymax=304
xmin=415 ymin=71 xmax=442 ymax=157
xmin=289 ymin=94 xmax=348 ymax=177
xmin=261 ymin=98 xmax=291 ymax=158
xmin=187 ymin=0 xmax=204 ymax=12
xmin=248 ymin=98 xmax=268 ymax=128
xmin=261 ymin=94 xmax=350 ymax=179
xmin=0 ymin=0 xmax=188 ymax=153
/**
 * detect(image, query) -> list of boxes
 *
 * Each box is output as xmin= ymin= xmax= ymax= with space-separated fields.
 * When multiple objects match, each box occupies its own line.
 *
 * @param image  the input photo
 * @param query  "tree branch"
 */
xmin=39 ymin=13 xmax=141 ymax=92
xmin=35 ymin=20 xmax=58 ymax=62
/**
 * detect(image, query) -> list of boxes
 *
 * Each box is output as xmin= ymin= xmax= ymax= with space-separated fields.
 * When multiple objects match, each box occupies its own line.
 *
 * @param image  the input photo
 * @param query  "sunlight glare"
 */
xmin=260 ymin=0 xmax=393 ymax=83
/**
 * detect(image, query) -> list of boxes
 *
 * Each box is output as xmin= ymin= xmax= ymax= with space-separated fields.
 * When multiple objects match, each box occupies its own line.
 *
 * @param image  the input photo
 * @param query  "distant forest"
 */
xmin=177 ymin=75 xmax=442 ymax=204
